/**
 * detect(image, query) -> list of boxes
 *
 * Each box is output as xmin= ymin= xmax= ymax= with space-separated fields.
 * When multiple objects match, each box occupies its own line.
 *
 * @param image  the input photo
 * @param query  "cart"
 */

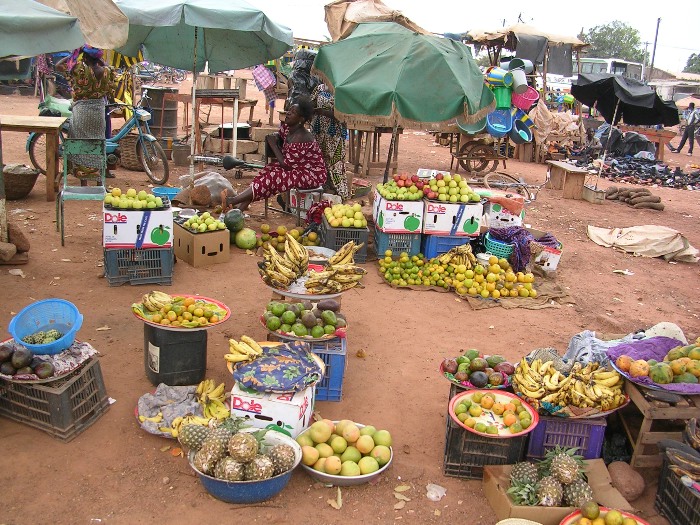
xmin=448 ymin=132 xmax=508 ymax=176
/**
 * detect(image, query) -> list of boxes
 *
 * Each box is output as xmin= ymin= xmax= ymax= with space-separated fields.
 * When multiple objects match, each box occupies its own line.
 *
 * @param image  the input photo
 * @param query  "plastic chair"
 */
xmin=56 ymin=138 xmax=107 ymax=246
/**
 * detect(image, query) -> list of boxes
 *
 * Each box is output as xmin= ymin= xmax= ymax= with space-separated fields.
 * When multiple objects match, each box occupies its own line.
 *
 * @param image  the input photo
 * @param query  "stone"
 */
xmin=607 ymin=461 xmax=645 ymax=501
xmin=7 ymin=222 xmax=30 ymax=252
xmin=0 ymin=242 xmax=18 ymax=262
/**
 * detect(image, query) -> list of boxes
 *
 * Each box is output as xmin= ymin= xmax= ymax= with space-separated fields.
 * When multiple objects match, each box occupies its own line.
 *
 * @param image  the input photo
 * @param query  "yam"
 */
xmin=633 ymin=202 xmax=665 ymax=210
xmin=605 ymin=186 xmax=619 ymax=195
xmin=608 ymin=461 xmax=645 ymax=501
xmin=630 ymin=195 xmax=661 ymax=205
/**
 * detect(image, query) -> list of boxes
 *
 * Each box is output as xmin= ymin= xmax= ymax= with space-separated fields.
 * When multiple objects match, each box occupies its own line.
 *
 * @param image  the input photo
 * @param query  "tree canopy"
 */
xmin=579 ymin=21 xmax=645 ymax=63
xmin=683 ymin=53 xmax=700 ymax=74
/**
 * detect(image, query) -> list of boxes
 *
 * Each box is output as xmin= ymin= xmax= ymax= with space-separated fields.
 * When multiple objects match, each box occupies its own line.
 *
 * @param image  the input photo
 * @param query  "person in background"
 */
xmin=672 ymin=102 xmax=699 ymax=156
xmin=65 ymin=45 xmax=116 ymax=179
xmin=223 ymin=97 xmax=327 ymax=213
xmin=310 ymin=83 xmax=350 ymax=201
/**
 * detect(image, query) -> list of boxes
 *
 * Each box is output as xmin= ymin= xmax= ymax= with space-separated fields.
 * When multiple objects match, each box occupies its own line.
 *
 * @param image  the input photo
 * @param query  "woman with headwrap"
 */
xmin=65 ymin=45 xmax=116 ymax=180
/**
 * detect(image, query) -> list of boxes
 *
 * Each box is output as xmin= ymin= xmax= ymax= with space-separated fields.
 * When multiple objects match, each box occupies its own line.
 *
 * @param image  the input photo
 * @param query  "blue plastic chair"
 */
xmin=55 ymin=138 xmax=107 ymax=246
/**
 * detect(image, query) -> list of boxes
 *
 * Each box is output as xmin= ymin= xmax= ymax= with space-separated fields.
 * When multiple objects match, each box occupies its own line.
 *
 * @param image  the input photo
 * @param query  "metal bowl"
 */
xmin=305 ymin=246 xmax=336 ymax=264
xmin=188 ymin=429 xmax=301 ymax=503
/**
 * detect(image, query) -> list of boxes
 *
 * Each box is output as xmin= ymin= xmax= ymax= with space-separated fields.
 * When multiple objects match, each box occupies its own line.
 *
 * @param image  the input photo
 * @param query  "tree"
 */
xmin=683 ymin=53 xmax=700 ymax=74
xmin=580 ymin=21 xmax=645 ymax=63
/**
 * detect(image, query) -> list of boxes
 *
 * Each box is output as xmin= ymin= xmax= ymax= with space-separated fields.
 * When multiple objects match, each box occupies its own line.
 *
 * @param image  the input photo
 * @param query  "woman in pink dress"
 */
xmin=225 ymin=97 xmax=327 ymax=212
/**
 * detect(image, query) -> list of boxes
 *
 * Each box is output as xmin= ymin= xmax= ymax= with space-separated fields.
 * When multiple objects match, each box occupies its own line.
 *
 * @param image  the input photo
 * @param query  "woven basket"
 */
xmin=3 ymin=164 xmax=40 ymax=200
xmin=118 ymin=133 xmax=144 ymax=171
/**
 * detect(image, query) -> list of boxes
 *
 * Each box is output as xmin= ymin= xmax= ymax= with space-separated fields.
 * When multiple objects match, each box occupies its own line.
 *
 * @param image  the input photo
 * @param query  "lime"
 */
xmin=270 ymin=302 xmax=286 ymax=316
xmin=310 ymin=325 xmax=325 ymax=338
xmin=280 ymin=324 xmax=292 ymax=333
xmin=281 ymin=310 xmax=297 ymax=325
xmin=485 ymin=425 xmax=499 ymax=435
xmin=266 ymin=316 xmax=281 ymax=331
xmin=474 ymin=422 xmax=487 ymax=433
xmin=291 ymin=323 xmax=308 ymax=337
xmin=323 ymin=325 xmax=336 ymax=335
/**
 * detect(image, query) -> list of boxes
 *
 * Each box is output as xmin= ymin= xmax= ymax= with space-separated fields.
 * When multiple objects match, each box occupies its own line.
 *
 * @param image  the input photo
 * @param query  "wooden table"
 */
xmin=618 ymin=381 xmax=700 ymax=468
xmin=0 ymin=115 xmax=67 ymax=201
xmin=347 ymin=125 xmax=403 ymax=180
xmin=618 ymin=125 xmax=676 ymax=161
xmin=546 ymin=160 xmax=588 ymax=200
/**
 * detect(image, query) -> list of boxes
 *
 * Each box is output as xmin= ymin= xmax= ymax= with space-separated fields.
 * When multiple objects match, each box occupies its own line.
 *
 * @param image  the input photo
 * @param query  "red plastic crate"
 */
xmin=526 ymin=415 xmax=606 ymax=460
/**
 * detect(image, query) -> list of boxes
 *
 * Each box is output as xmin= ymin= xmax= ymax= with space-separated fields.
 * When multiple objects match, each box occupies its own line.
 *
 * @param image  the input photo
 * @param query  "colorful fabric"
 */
xmin=251 ymin=123 xmax=327 ymax=201
xmin=252 ymin=64 xmax=277 ymax=107
xmin=311 ymin=84 xmax=349 ymax=200
xmin=68 ymin=61 xmax=115 ymax=101
xmin=36 ymin=54 xmax=52 ymax=76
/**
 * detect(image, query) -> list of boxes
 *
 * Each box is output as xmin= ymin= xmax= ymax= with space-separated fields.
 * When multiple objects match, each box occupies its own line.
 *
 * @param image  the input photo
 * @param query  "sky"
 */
xmin=248 ymin=0 xmax=700 ymax=73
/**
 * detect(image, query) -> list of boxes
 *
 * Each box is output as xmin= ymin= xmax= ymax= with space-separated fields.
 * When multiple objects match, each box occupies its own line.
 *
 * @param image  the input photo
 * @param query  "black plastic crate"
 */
xmin=655 ymin=457 xmax=700 ymax=525
xmin=104 ymin=247 xmax=174 ymax=286
xmin=0 ymin=358 xmax=110 ymax=442
xmin=319 ymin=216 xmax=369 ymax=263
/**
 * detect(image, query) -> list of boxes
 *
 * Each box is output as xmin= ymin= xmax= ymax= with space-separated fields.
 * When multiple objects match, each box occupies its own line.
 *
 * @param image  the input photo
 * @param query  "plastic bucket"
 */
xmin=493 ymin=86 xmax=512 ymax=109
xmin=563 ymin=93 xmax=575 ymax=105
xmin=512 ymin=86 xmax=540 ymax=112
xmin=511 ymin=69 xmax=528 ymax=95
xmin=512 ymin=108 xmax=535 ymax=130
xmin=508 ymin=58 xmax=534 ymax=74
xmin=486 ymin=109 xmax=513 ymax=138
xmin=485 ymin=66 xmax=513 ymax=87
xmin=509 ymin=120 xmax=533 ymax=144
xmin=144 ymin=324 xmax=207 ymax=386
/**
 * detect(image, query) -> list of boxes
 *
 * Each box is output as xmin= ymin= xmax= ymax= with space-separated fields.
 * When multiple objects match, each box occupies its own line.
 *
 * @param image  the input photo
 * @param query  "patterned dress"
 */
xmin=251 ymin=123 xmax=327 ymax=200
xmin=311 ymin=84 xmax=349 ymax=200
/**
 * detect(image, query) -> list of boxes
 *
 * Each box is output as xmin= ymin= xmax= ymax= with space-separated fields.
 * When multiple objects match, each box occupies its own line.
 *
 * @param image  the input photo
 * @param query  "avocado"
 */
xmin=320 ymin=310 xmax=337 ymax=326
xmin=33 ymin=361 xmax=55 ymax=379
xmin=335 ymin=318 xmax=347 ymax=328
xmin=0 ymin=362 xmax=16 ymax=375
xmin=335 ymin=312 xmax=346 ymax=321
xmin=11 ymin=348 xmax=33 ymax=369
xmin=0 ymin=345 xmax=14 ymax=363
xmin=469 ymin=371 xmax=489 ymax=388
xmin=317 ymin=299 xmax=340 ymax=312
xmin=301 ymin=312 xmax=318 ymax=329
xmin=15 ymin=366 xmax=33 ymax=375
xmin=301 ymin=300 xmax=313 ymax=311
xmin=312 ymin=308 xmax=323 ymax=319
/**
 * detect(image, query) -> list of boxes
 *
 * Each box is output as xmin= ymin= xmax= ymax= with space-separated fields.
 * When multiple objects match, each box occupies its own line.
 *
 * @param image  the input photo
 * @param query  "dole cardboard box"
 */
xmin=173 ymin=223 xmax=229 ymax=268
xmin=229 ymin=382 xmax=314 ymax=438
xmin=422 ymin=201 xmax=483 ymax=236
xmin=478 ymin=188 xmax=526 ymax=228
xmin=527 ymin=227 xmax=563 ymax=272
xmin=483 ymin=460 xmax=633 ymax=525
xmin=103 ymin=207 xmax=173 ymax=249
xmin=372 ymin=188 xmax=424 ymax=234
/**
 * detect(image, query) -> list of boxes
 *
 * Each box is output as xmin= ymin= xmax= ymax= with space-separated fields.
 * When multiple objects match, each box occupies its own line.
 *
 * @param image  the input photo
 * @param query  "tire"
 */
xmin=459 ymin=143 xmax=498 ymax=174
xmin=484 ymin=172 xmax=531 ymax=199
xmin=138 ymin=139 xmax=169 ymax=185
xmin=29 ymin=132 xmax=67 ymax=187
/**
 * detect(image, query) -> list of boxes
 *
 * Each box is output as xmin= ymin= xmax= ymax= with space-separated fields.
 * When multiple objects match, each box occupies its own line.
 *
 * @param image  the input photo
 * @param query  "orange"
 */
xmin=480 ymin=396 xmax=494 ymax=409
xmin=503 ymin=413 xmax=517 ymax=427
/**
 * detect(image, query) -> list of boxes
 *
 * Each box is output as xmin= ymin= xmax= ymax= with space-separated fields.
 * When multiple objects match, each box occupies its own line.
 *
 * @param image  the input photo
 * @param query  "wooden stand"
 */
xmin=617 ymin=125 xmax=676 ymax=161
xmin=347 ymin=125 xmax=403 ymax=179
xmin=546 ymin=160 xmax=588 ymax=199
xmin=618 ymin=381 xmax=700 ymax=468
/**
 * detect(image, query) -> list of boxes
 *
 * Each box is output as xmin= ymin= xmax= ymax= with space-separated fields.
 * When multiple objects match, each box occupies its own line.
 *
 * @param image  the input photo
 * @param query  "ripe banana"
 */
xmin=328 ymin=241 xmax=356 ymax=266
xmin=138 ymin=412 xmax=163 ymax=423
xmin=240 ymin=336 xmax=264 ymax=355
xmin=225 ymin=353 xmax=250 ymax=363
xmin=539 ymin=360 xmax=554 ymax=375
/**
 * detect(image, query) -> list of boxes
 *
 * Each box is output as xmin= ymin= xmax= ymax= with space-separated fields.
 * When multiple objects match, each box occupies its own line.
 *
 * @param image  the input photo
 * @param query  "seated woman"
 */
xmin=225 ymin=97 xmax=327 ymax=213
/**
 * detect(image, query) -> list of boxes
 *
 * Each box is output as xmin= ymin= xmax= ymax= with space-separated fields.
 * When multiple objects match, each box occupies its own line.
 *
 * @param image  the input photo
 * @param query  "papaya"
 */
xmin=670 ymin=359 xmax=688 ymax=376
xmin=666 ymin=346 xmax=687 ymax=362
xmin=686 ymin=360 xmax=700 ymax=379
xmin=689 ymin=347 xmax=700 ymax=360
xmin=649 ymin=363 xmax=674 ymax=384
xmin=672 ymin=372 xmax=699 ymax=384
xmin=616 ymin=355 xmax=634 ymax=373
xmin=629 ymin=360 xmax=650 ymax=378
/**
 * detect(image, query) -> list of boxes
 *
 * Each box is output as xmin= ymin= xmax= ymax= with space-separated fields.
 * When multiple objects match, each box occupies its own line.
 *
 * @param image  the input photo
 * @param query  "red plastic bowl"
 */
xmin=559 ymin=507 xmax=651 ymax=525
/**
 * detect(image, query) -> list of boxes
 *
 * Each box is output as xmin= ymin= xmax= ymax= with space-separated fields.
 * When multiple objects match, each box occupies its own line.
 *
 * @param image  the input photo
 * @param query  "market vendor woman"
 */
xmin=224 ymin=97 xmax=327 ymax=213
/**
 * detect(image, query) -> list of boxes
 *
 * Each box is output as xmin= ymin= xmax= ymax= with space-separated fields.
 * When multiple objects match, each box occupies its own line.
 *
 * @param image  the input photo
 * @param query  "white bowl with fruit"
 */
xmin=297 ymin=420 xmax=393 ymax=486
xmin=449 ymin=389 xmax=539 ymax=438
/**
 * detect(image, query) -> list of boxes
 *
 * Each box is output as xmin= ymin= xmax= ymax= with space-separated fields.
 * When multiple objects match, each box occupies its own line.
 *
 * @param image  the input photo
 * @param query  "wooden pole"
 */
xmin=383 ymin=121 xmax=399 ymax=184
xmin=0 ymin=117 xmax=8 ymax=243
xmin=648 ymin=18 xmax=661 ymax=82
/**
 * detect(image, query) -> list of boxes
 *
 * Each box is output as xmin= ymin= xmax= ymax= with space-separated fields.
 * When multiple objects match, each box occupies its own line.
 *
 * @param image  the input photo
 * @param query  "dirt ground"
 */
xmin=0 ymin=71 xmax=699 ymax=525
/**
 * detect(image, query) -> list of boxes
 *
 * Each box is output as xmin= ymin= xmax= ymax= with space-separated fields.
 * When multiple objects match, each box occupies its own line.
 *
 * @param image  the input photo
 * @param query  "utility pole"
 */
xmin=649 ymin=18 xmax=661 ymax=82
xmin=643 ymin=41 xmax=650 ymax=81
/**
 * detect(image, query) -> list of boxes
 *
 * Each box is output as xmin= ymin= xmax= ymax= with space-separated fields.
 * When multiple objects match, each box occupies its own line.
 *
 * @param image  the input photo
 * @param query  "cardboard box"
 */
xmin=173 ymin=223 xmax=229 ymax=267
xmin=372 ymin=188 xmax=424 ymax=234
xmin=483 ymin=460 xmax=633 ymax=525
xmin=416 ymin=168 xmax=450 ymax=179
xmin=422 ymin=201 xmax=483 ymax=236
xmin=229 ymin=382 xmax=314 ymax=438
xmin=102 ymin=207 xmax=173 ymax=249
xmin=483 ymin=201 xmax=525 ymax=228
xmin=288 ymin=189 xmax=341 ymax=214
xmin=528 ymin=227 xmax=563 ymax=272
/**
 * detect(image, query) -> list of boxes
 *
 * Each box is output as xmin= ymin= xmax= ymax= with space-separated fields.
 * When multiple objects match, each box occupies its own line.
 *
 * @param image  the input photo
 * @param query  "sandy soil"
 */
xmin=0 ymin=71 xmax=698 ymax=525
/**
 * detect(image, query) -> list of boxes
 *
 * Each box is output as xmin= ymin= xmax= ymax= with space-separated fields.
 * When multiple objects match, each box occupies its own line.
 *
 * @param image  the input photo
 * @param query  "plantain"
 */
xmin=666 ymin=449 xmax=700 ymax=475
xmin=668 ymin=464 xmax=700 ymax=481
xmin=328 ymin=241 xmax=355 ymax=265
xmin=331 ymin=274 xmax=364 ymax=284
xmin=330 ymin=264 xmax=367 ymax=275
xmin=337 ymin=281 xmax=359 ymax=291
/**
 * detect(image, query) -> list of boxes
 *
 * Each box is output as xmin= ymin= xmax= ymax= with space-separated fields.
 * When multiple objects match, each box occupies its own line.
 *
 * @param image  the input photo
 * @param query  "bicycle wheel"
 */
xmin=138 ymin=139 xmax=170 ymax=185
xmin=459 ymin=143 xmax=498 ymax=174
xmin=484 ymin=172 xmax=531 ymax=199
xmin=29 ymin=132 xmax=66 ymax=186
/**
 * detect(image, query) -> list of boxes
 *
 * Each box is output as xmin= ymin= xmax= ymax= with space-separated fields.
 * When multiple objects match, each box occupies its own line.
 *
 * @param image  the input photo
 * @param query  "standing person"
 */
xmin=311 ymin=83 xmax=350 ymax=201
xmin=224 ymin=97 xmax=327 ymax=213
xmin=672 ymin=102 xmax=699 ymax=156
xmin=65 ymin=45 xmax=116 ymax=179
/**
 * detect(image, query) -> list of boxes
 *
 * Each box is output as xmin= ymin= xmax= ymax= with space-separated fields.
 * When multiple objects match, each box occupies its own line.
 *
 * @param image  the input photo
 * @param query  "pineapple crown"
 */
xmin=538 ymin=446 xmax=585 ymax=478
xmin=507 ymin=479 xmax=538 ymax=506
xmin=216 ymin=416 xmax=249 ymax=434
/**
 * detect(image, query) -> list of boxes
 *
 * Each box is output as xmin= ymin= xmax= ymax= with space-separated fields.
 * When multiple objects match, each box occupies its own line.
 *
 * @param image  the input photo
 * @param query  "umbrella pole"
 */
xmin=382 ymin=122 xmax=399 ymax=184
xmin=189 ymin=27 xmax=199 ymax=178
xmin=594 ymin=100 xmax=620 ymax=189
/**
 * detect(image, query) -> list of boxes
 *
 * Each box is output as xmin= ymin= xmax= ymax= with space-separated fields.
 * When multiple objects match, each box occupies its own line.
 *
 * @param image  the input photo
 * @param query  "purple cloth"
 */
xmin=489 ymin=226 xmax=560 ymax=272
xmin=606 ymin=336 xmax=700 ymax=394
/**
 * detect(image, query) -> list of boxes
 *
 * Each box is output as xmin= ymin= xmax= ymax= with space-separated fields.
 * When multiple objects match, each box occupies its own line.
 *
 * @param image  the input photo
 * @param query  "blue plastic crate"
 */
xmin=526 ymin=415 xmax=607 ymax=460
xmin=374 ymin=230 xmax=421 ymax=257
xmin=104 ymin=248 xmax=174 ymax=286
xmin=421 ymin=235 xmax=473 ymax=259
xmin=309 ymin=338 xmax=347 ymax=402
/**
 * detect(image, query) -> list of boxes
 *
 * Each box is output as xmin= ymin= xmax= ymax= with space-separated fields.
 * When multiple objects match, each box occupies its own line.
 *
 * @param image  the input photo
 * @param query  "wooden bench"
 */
xmin=618 ymin=125 xmax=676 ymax=162
xmin=546 ymin=160 xmax=588 ymax=199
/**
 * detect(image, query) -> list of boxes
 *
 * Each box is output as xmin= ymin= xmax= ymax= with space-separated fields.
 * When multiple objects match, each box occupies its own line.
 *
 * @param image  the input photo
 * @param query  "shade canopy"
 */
xmin=311 ymin=22 xmax=494 ymax=131
xmin=571 ymin=73 xmax=679 ymax=126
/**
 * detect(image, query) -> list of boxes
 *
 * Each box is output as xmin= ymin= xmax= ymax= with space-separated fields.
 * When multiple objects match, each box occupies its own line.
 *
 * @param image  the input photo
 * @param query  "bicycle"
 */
xmin=26 ymin=88 xmax=170 ymax=185
xmin=482 ymin=170 xmax=551 ymax=202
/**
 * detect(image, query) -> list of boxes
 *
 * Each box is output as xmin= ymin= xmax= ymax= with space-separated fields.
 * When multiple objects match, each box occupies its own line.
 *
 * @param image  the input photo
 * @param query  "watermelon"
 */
xmin=234 ymin=228 xmax=257 ymax=250
xmin=224 ymin=209 xmax=245 ymax=233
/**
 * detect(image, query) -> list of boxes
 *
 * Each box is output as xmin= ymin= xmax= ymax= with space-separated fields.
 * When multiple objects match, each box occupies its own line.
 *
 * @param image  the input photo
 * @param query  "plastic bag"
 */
xmin=425 ymin=483 xmax=446 ymax=501
xmin=176 ymin=171 xmax=235 ymax=206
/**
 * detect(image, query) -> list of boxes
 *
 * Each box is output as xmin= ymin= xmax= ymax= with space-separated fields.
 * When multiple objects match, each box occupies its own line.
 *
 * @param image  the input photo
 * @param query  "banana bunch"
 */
xmin=305 ymin=262 xmax=367 ymax=294
xmin=513 ymin=358 xmax=627 ymax=412
xmin=224 ymin=336 xmax=263 ymax=364
xmin=328 ymin=241 xmax=364 ymax=266
xmin=259 ymin=234 xmax=309 ymax=289
xmin=160 ymin=413 xmax=211 ymax=439
xmin=195 ymin=379 xmax=230 ymax=420
xmin=436 ymin=243 xmax=477 ymax=269
xmin=665 ymin=448 xmax=700 ymax=480
xmin=142 ymin=291 xmax=173 ymax=312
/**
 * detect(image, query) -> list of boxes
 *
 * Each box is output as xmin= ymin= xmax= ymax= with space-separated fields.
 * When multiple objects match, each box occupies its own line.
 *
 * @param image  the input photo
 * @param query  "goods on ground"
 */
xmin=255 ymin=224 xmax=321 ymax=249
xmin=323 ymin=203 xmax=368 ymax=228
xmin=262 ymin=299 xmax=346 ymax=340
xmin=442 ymin=349 xmax=515 ymax=388
xmin=132 ymin=291 xmax=228 ymax=328
xmin=614 ymin=340 xmax=700 ymax=385
xmin=223 ymin=335 xmax=264 ymax=365
xmin=451 ymin=390 xmax=537 ymax=436
xmin=0 ymin=344 xmax=55 ymax=378
xmin=181 ymin=211 xmax=227 ymax=234
xmin=103 ymin=187 xmax=167 ymax=209
xmin=605 ymin=186 xmax=664 ymax=211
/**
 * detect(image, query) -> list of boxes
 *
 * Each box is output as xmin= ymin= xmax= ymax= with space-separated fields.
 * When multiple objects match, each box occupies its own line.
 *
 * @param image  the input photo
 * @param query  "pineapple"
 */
xmin=544 ymin=446 xmax=585 ymax=485
xmin=192 ymin=436 xmax=226 ymax=475
xmin=510 ymin=461 xmax=539 ymax=485
xmin=267 ymin=444 xmax=297 ymax=476
xmin=228 ymin=432 xmax=261 ymax=463
xmin=536 ymin=476 xmax=563 ymax=507
xmin=506 ymin=479 xmax=538 ymax=506
xmin=213 ymin=457 xmax=246 ymax=481
xmin=178 ymin=424 xmax=210 ymax=452
xmin=244 ymin=454 xmax=275 ymax=480
xmin=563 ymin=478 xmax=595 ymax=508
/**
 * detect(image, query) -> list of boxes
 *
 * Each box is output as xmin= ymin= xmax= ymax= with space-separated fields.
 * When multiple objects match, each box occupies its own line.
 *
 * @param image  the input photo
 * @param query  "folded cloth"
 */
xmin=137 ymin=384 xmax=202 ymax=436
xmin=489 ymin=226 xmax=560 ymax=272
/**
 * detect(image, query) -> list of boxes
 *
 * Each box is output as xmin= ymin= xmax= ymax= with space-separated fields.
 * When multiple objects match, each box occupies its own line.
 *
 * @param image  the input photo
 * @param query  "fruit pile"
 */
xmin=196 ymin=379 xmax=231 ymax=420
xmin=255 ymin=224 xmax=320 ymax=250
xmin=180 ymin=211 xmax=227 ymax=233
xmin=224 ymin=335 xmax=264 ymax=364
xmin=615 ymin=339 xmax=700 ymax=385
xmin=262 ymin=299 xmax=346 ymax=339
xmin=304 ymin=241 xmax=366 ymax=294
xmin=133 ymin=291 xmax=228 ymax=328
xmin=453 ymin=391 xmax=534 ymax=435
xmin=0 ymin=343 xmax=55 ymax=379
xmin=323 ymin=203 xmax=368 ymax=229
xmin=513 ymin=359 xmax=627 ymax=413
xmin=297 ymin=419 xmax=392 ymax=477
xmin=455 ymin=255 xmax=537 ymax=299
xmin=424 ymin=172 xmax=481 ymax=203
xmin=104 ymin=187 xmax=166 ymax=209
xmin=570 ymin=505 xmax=644 ymax=525
xmin=442 ymin=349 xmax=515 ymax=388
xmin=258 ymin=233 xmax=309 ymax=289
xmin=376 ymin=174 xmax=425 ymax=201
